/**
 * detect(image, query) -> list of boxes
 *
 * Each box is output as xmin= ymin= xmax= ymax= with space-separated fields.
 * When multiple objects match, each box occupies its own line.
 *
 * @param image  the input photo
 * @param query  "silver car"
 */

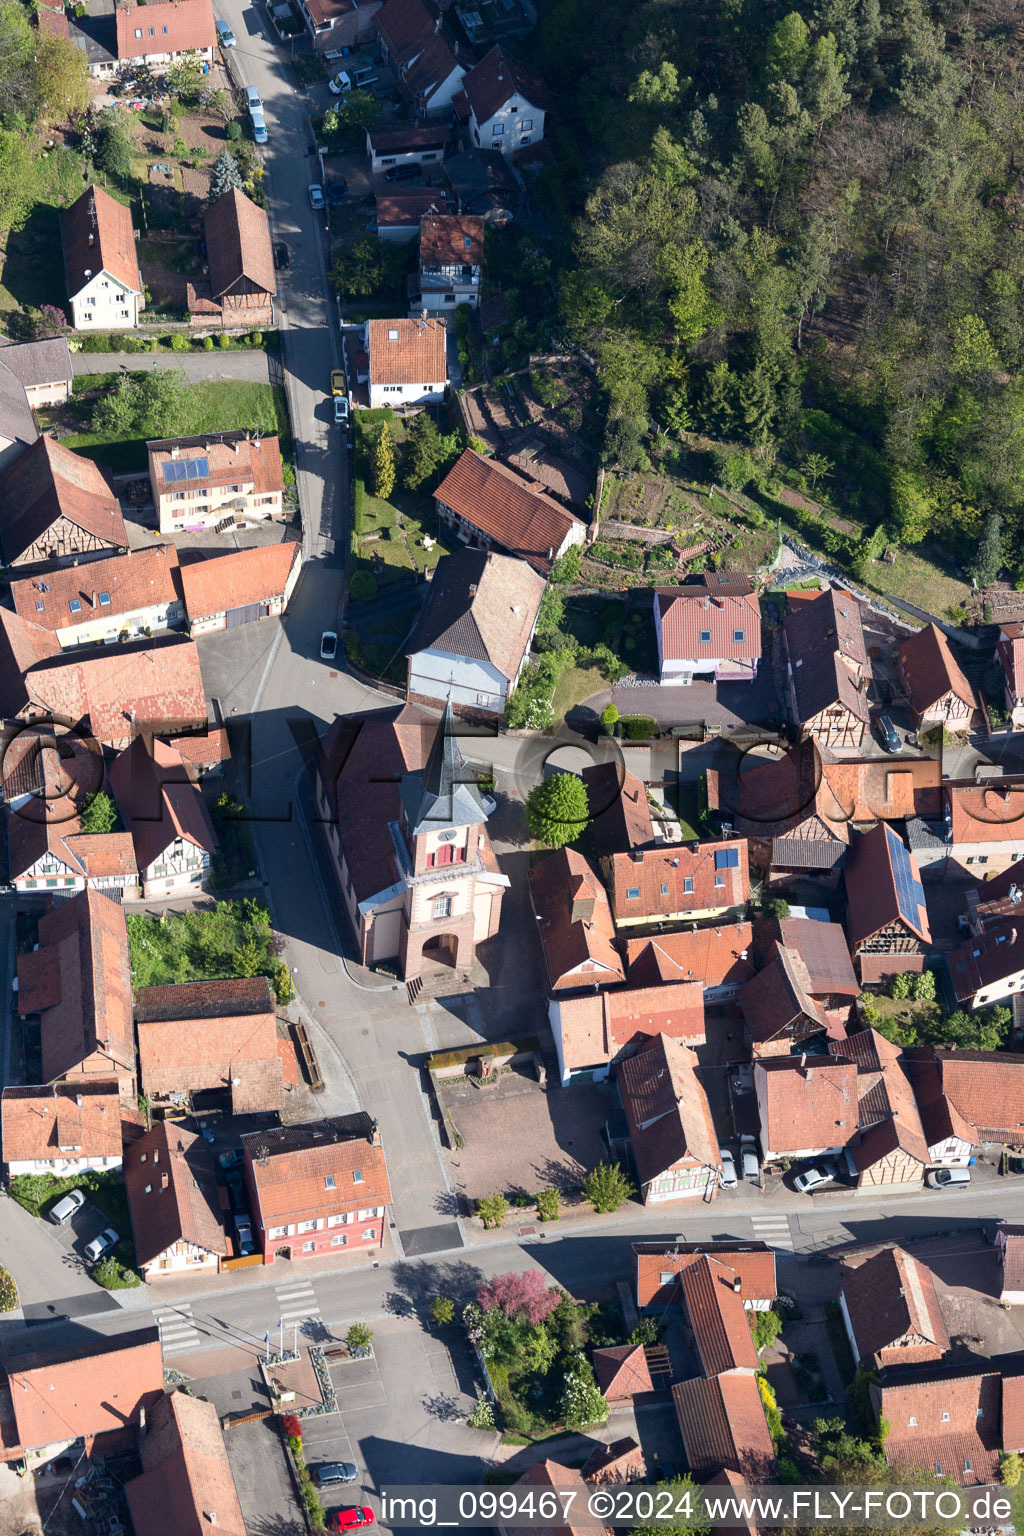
xmin=49 ymin=1188 xmax=86 ymax=1225
xmin=718 ymin=1148 xmax=738 ymax=1189
xmin=740 ymin=1135 xmax=760 ymax=1183
xmin=84 ymin=1227 xmax=119 ymax=1263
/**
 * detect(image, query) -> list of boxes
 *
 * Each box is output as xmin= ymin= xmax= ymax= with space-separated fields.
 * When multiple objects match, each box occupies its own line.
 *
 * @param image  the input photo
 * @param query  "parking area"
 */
xmin=225 ymin=1418 xmax=304 ymax=1536
xmin=439 ymin=1074 xmax=612 ymax=1205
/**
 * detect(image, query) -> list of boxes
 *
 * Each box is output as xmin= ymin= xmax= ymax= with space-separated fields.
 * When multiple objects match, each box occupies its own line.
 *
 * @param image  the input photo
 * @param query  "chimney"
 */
xmin=205 ymin=1515 xmax=217 ymax=1526
xmin=84 ymin=269 xmax=92 ymax=281
xmin=91 ymin=593 xmax=97 ymax=608
xmin=76 ymin=1094 xmax=82 ymax=1107
xmin=571 ymin=891 xmax=596 ymax=925
xmin=468 ymin=583 xmax=478 ymax=596
xmin=139 ymin=1406 xmax=146 ymax=1432
xmin=88 ymin=233 xmax=94 ymax=247
xmin=170 ymin=445 xmax=180 ymax=459
xmin=1013 ymin=928 xmax=1019 ymax=946
xmin=161 ymin=1172 xmax=169 ymax=1188
xmin=547 ymin=546 xmax=554 ymax=562
xmin=732 ymin=1275 xmax=742 ymax=1293
xmin=799 ymin=1053 xmax=807 ymax=1070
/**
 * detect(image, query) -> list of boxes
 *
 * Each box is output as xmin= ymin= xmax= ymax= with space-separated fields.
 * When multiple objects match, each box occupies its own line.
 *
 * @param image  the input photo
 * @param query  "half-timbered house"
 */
xmin=839 ymin=1247 xmax=949 ymax=1369
xmin=0 ymin=437 xmax=128 ymax=571
xmin=617 ymin=1033 xmax=722 ymax=1204
xmin=109 ymin=736 xmax=217 ymax=897
xmin=844 ymin=822 xmax=932 ymax=984
xmin=783 ymin=588 xmax=871 ymax=752
xmin=187 ymin=188 xmax=276 ymax=331
xmin=412 ymin=212 xmax=483 ymax=313
xmin=896 ymin=622 xmax=974 ymax=732
xmin=829 ymin=1028 xmax=929 ymax=1192
xmin=706 ymin=736 xmax=849 ymax=882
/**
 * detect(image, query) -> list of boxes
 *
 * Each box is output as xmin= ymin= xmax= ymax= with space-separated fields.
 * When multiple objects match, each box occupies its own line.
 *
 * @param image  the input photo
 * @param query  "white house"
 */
xmin=60 ymin=185 xmax=144 ymax=332
xmin=406 ymin=547 xmax=544 ymax=717
xmin=115 ymin=0 xmax=216 ymax=73
xmin=366 ymin=121 xmax=449 ymax=175
xmin=433 ymin=449 xmax=587 ymax=576
xmin=1 ymin=1082 xmax=124 ymax=1179
xmin=653 ymin=578 xmax=762 ymax=685
xmin=365 ymin=317 xmax=448 ymax=408
xmin=411 ymin=213 xmax=483 ymax=313
xmin=947 ymin=921 xmax=1024 ymax=1009
xmin=10 ymin=545 xmax=183 ymax=649
xmin=462 ymin=45 xmax=549 ymax=154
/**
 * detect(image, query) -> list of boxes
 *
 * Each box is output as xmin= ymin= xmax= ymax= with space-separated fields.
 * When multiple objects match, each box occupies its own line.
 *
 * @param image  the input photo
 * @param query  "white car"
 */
xmin=321 ymin=631 xmax=338 ymax=661
xmin=215 ymin=17 xmax=236 ymax=46
xmin=740 ymin=1135 xmax=760 ymax=1183
xmin=926 ymin=1167 xmax=972 ymax=1190
xmin=308 ymin=184 xmax=325 ymax=210
xmin=49 ymin=1188 xmax=86 ymax=1226
xmin=718 ymin=1148 xmax=738 ymax=1189
xmin=334 ymin=394 xmax=349 ymax=424
xmin=84 ymin=1227 xmax=119 ymax=1263
xmin=329 ymin=71 xmax=352 ymax=93
xmin=793 ymin=1161 xmax=838 ymax=1195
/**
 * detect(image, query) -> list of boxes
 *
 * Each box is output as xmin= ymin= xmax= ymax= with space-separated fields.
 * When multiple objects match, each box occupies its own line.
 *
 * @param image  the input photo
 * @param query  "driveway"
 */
xmin=0 ymin=1192 xmax=116 ymax=1320
xmin=72 ymin=351 xmax=275 ymax=382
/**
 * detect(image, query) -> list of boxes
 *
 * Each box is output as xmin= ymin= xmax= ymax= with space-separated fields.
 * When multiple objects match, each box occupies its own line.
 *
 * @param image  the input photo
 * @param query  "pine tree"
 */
xmin=373 ymin=423 xmax=395 ymax=500
xmin=403 ymin=411 xmax=442 ymax=490
xmin=971 ymin=512 xmax=1002 ymax=589
xmin=209 ymin=150 xmax=243 ymax=202
xmin=526 ymin=773 xmax=589 ymax=848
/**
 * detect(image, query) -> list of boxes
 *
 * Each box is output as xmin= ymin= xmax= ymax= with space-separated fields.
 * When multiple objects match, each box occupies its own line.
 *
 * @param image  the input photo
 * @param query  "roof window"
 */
xmin=683 ymin=877 xmax=693 ymax=893
xmin=388 ymin=328 xmax=399 ymax=340
xmin=325 ymin=1175 xmax=335 ymax=1189
xmin=99 ymin=592 xmax=110 ymax=606
xmin=69 ymin=599 xmax=81 ymax=613
xmin=734 ymin=630 xmax=744 ymax=642
xmin=700 ymin=629 xmax=711 ymax=643
xmin=353 ymin=1168 xmax=364 ymax=1183
xmin=626 ymin=887 xmax=640 ymax=900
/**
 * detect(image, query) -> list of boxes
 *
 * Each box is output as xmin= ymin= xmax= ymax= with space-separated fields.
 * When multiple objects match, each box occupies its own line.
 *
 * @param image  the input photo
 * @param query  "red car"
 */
xmin=331 ymin=1510 xmax=374 ymax=1531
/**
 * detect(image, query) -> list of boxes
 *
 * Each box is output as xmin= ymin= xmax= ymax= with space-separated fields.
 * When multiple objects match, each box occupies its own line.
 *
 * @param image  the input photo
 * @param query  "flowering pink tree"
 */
xmin=33 ymin=305 xmax=69 ymax=340
xmin=477 ymin=1270 xmax=560 ymax=1326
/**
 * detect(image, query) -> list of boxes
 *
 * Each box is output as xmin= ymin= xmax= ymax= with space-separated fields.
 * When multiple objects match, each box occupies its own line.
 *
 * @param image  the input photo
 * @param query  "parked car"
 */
xmin=384 ymin=164 xmax=421 ymax=183
xmin=331 ymin=368 xmax=347 ymax=396
xmin=225 ymin=1170 xmax=247 ymax=1213
xmin=215 ymin=17 xmax=236 ymax=45
xmin=308 ymin=184 xmax=325 ymax=210
xmin=234 ymin=1215 xmax=255 ymax=1255
xmin=218 ymin=1149 xmax=241 ymax=1169
xmin=740 ymin=1134 xmax=760 ymax=1183
xmin=321 ymin=631 xmax=338 ymax=661
xmin=718 ymin=1147 xmax=738 ymax=1189
xmin=315 ymin=1464 xmax=358 ymax=1489
xmin=273 ymin=242 xmax=291 ymax=271
xmin=353 ymin=68 xmax=378 ymax=88
xmin=84 ymin=1227 xmax=119 ymax=1263
xmin=334 ymin=395 xmax=349 ymax=424
xmin=793 ymin=1160 xmax=838 ymax=1194
xmin=926 ymin=1167 xmax=972 ymax=1190
xmin=245 ymin=86 xmax=267 ymax=144
xmin=330 ymin=1510 xmax=374 ymax=1531
xmin=329 ymin=71 xmax=352 ymax=93
xmin=49 ymin=1189 xmax=86 ymax=1226
xmin=876 ymin=714 xmax=902 ymax=753
xmin=327 ymin=179 xmax=348 ymax=206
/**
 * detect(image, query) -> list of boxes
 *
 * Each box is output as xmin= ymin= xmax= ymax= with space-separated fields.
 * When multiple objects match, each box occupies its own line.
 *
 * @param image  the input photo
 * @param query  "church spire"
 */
xmin=403 ymin=699 xmax=487 ymax=838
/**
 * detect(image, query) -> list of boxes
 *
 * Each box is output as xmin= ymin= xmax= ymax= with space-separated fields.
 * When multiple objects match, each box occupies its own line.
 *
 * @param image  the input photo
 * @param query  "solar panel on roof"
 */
xmin=715 ymin=847 xmax=739 ymax=869
xmin=162 ymin=457 xmax=209 ymax=483
xmin=885 ymin=823 xmax=924 ymax=929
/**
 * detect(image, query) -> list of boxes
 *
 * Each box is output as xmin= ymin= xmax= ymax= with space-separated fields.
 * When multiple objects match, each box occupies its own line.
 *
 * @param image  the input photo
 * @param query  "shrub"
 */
xmin=0 ymin=1267 xmax=18 ymax=1312
xmin=429 ymin=1296 xmax=455 ymax=1327
xmin=346 ymin=1323 xmax=372 ymax=1352
xmin=581 ymin=1161 xmax=634 ymax=1213
xmin=93 ymin=1256 xmax=140 ymax=1290
xmin=226 ymin=119 xmax=242 ymax=141
xmin=600 ymin=703 xmax=619 ymax=733
xmin=348 ymin=570 xmax=377 ymax=601
xmin=1001 ymin=1452 xmax=1022 ymax=1486
xmin=203 ymin=335 xmax=215 ymax=350
xmin=218 ymin=332 xmax=231 ymax=348
xmin=478 ymin=1271 xmax=560 ymax=1325
xmin=476 ymin=1192 xmax=509 ymax=1230
xmin=620 ymin=714 xmax=658 ymax=740
xmin=171 ymin=332 xmax=189 ymax=352
xmin=248 ymin=331 xmax=263 ymax=346
xmin=80 ymin=791 xmax=117 ymax=835
xmin=535 ymin=1188 xmax=560 ymax=1222
xmin=466 ymin=1397 xmax=495 ymax=1430
xmin=889 ymin=972 xmax=914 ymax=1000
xmin=750 ymin=1307 xmax=784 ymax=1353
xmin=282 ymin=1413 xmax=303 ymax=1440
xmin=559 ymin=1352 xmax=608 ymax=1430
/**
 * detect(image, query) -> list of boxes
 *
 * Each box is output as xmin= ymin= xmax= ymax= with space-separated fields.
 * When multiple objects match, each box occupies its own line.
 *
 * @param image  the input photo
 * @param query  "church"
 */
xmin=315 ymin=701 xmax=509 ymax=987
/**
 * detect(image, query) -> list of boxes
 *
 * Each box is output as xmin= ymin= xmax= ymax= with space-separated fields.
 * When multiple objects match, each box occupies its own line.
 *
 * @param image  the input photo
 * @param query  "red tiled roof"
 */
xmin=149 ymin=433 xmax=283 ymax=499
xmin=25 ymin=635 xmax=207 ymax=745
xmin=461 ymin=44 xmax=551 ymax=124
xmin=655 ymin=587 xmax=762 ymax=664
xmin=618 ymin=1034 xmax=719 ymax=1188
xmin=998 ymin=1224 xmax=1024 ymax=1295
xmin=592 ymin=1344 xmax=653 ymax=1401
xmin=679 ymin=1255 xmax=759 ymax=1377
xmin=555 ymin=983 xmax=705 ymax=1075
xmin=582 ymin=763 xmax=654 ymax=857
xmin=0 ymin=436 xmax=127 ymax=567
xmin=784 ymin=587 xmax=870 ymax=725
xmin=134 ymin=977 xmax=283 ymax=1113
xmin=179 ymin=541 xmax=298 ymax=622
xmin=126 ymin=1391 xmax=245 ymax=1536
xmin=708 ymin=737 xmax=849 ymax=847
xmin=840 ymin=1028 xmax=929 ymax=1171
xmin=243 ymin=1115 xmax=392 ymax=1225
xmin=999 ymin=624 xmax=1024 ymax=693
xmin=1002 ymin=1371 xmax=1024 ymax=1453
xmin=116 ymin=0 xmax=215 ymax=59
xmin=420 ymin=212 xmax=484 ymax=266
xmin=124 ymin=1122 xmax=228 ymax=1268
xmin=877 ymin=1369 xmax=1001 ymax=1485
xmin=671 ymin=1375 xmax=777 ymax=1482
xmin=898 ymin=623 xmax=974 ymax=714
xmin=908 ymin=1047 xmax=1024 ymax=1144
xmin=755 ymin=1055 xmax=859 ymax=1155
xmin=624 ymin=924 xmax=753 ymax=990
xmin=376 ymin=189 xmax=448 ymax=228
xmin=6 ymin=1327 xmax=163 ymax=1450
xmin=204 ymin=187 xmax=275 ymax=302
xmin=844 ymin=821 xmax=931 ymax=948
xmin=506 ymin=1459 xmax=607 ymax=1536
xmin=947 ymin=779 xmax=1024 ymax=847
xmin=775 ymin=917 xmax=860 ymax=997
xmin=948 ymin=919 xmax=1024 ymax=1002
xmin=168 ymin=727 xmax=231 ymax=768
xmin=607 ymin=840 xmax=749 ymax=923
xmin=1 ymin=1080 xmax=122 ymax=1164
xmin=529 ymin=848 xmax=624 ymax=991
xmin=373 ymin=0 xmax=434 ymax=58
xmin=739 ymin=944 xmax=829 ymax=1049
xmin=18 ymin=890 xmax=134 ymax=1085
xmin=4 ymin=728 xmax=136 ymax=884
xmin=840 ymin=1247 xmax=949 ymax=1368
xmin=821 ymin=757 xmax=942 ymax=824
xmin=11 ymin=545 xmax=178 ymax=632
xmin=61 ymin=185 xmax=142 ymax=299
xmin=367 ymin=317 xmax=447 ymax=386
xmin=109 ymin=736 xmax=216 ymax=870
xmin=435 ymin=450 xmax=584 ymax=574
xmin=634 ymin=1243 xmax=776 ymax=1309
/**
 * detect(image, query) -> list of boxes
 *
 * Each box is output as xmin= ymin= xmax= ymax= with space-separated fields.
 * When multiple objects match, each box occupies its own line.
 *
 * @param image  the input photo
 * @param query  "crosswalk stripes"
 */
xmin=275 ymin=1280 xmax=321 ymax=1329
xmin=155 ymin=1304 xmax=202 ymax=1356
xmin=750 ymin=1212 xmax=795 ymax=1251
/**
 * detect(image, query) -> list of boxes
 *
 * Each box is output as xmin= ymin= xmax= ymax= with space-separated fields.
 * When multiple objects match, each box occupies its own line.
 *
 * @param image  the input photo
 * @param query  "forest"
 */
xmin=530 ymin=0 xmax=1024 ymax=580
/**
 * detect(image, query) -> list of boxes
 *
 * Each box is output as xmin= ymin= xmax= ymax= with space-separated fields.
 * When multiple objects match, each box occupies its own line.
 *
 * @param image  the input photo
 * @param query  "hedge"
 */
xmin=427 ymin=1036 xmax=540 ymax=1071
xmin=619 ymin=715 xmax=659 ymax=740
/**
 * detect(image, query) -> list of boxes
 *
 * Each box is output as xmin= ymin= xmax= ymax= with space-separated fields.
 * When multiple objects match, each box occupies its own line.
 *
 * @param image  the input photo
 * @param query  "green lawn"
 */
xmin=64 ymin=380 xmax=291 ymax=475
xmin=551 ymin=665 xmax=607 ymax=719
xmin=0 ymin=146 xmax=91 ymax=321
xmin=674 ymin=783 xmax=701 ymax=841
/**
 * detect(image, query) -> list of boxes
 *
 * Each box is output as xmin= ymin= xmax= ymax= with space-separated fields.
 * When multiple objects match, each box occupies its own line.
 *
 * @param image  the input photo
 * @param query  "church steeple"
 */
xmin=402 ymin=699 xmax=488 ymax=839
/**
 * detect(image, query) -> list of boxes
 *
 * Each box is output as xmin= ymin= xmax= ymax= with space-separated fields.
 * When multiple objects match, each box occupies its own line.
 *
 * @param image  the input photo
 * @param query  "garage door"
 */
xmin=225 ymin=603 xmax=260 ymax=627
